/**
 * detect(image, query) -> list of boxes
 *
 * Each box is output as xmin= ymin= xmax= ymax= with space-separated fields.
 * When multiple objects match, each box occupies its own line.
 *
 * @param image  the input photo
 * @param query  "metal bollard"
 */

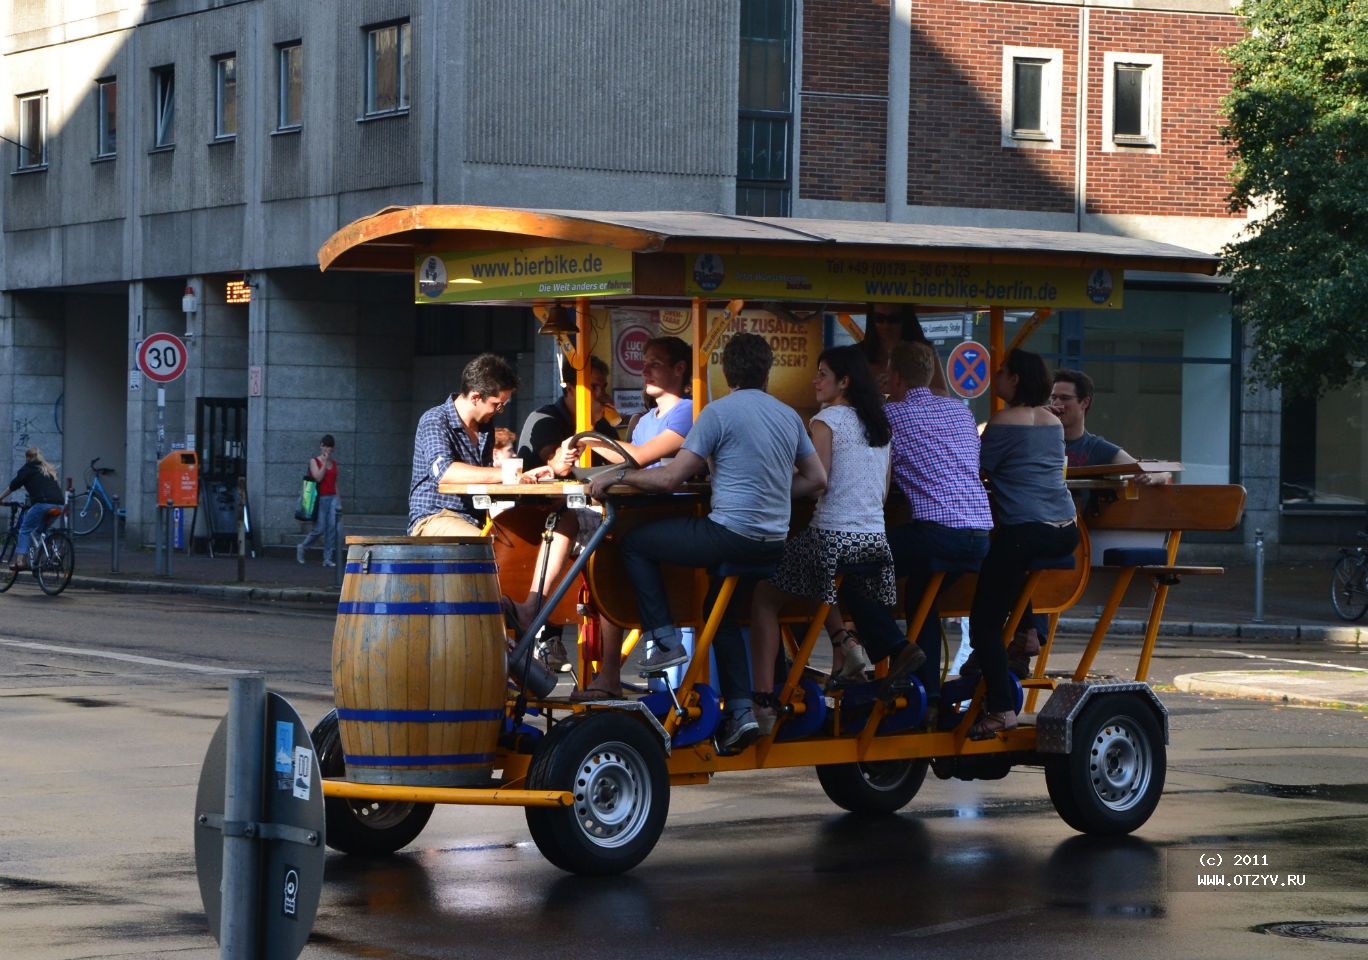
xmin=110 ymin=495 xmax=122 ymax=573
xmin=154 ymin=505 xmax=165 ymax=576
xmin=220 ymin=674 xmax=266 ymax=959
xmin=333 ymin=508 xmax=343 ymax=589
xmin=164 ymin=499 xmax=175 ymax=579
xmin=1253 ymin=528 xmax=1265 ymax=623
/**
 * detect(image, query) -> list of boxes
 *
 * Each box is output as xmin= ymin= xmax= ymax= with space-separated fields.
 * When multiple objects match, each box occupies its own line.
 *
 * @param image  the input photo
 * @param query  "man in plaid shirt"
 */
xmin=839 ymin=340 xmax=992 ymax=702
xmin=408 ymin=353 xmax=521 ymax=536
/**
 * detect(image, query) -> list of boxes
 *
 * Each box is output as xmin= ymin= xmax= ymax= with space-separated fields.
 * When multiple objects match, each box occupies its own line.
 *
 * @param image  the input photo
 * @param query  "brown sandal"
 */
xmin=968 ymin=710 xmax=1018 ymax=740
xmin=569 ymin=685 xmax=624 ymax=702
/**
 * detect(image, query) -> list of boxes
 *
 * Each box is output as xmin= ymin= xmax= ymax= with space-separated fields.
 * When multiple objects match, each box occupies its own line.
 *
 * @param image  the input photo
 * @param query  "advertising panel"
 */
xmin=415 ymin=245 xmax=633 ymax=303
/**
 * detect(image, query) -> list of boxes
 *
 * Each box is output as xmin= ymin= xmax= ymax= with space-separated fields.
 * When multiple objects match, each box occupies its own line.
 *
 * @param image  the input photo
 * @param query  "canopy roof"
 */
xmin=318 ymin=205 xmax=1220 ymax=277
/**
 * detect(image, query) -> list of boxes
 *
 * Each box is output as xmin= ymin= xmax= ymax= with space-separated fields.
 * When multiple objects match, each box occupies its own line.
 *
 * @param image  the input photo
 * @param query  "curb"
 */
xmin=1174 ymin=670 xmax=1368 ymax=710
xmin=1056 ymin=616 xmax=1365 ymax=645
xmin=69 ymin=575 xmax=339 ymax=605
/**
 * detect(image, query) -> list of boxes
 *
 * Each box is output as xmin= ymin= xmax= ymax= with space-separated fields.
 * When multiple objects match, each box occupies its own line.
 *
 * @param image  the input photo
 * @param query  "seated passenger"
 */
xmin=748 ymin=346 xmax=893 ymax=733
xmin=588 ymin=333 xmax=826 ymax=753
xmin=860 ymin=303 xmax=951 ymax=397
xmin=968 ymin=349 xmax=1079 ymax=739
xmin=839 ymin=342 xmax=993 ymax=706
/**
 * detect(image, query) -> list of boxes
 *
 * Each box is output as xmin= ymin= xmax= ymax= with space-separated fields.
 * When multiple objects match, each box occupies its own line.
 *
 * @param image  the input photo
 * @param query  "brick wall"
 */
xmin=1085 ymin=10 xmax=1245 ymax=218
xmin=799 ymin=0 xmax=890 ymax=203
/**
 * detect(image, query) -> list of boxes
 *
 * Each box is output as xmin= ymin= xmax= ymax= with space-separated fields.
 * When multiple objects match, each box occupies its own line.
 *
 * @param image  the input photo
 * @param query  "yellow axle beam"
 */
xmin=322 ymin=779 xmax=573 ymax=808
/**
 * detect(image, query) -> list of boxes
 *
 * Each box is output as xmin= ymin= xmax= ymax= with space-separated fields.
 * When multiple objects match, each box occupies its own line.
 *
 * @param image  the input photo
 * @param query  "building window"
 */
xmin=277 ymin=41 xmax=302 ymax=130
xmin=737 ymin=0 xmax=794 ymax=216
xmin=96 ymin=78 xmax=117 ymax=157
xmin=17 ymin=92 xmax=48 ymax=169
xmin=152 ymin=65 xmax=175 ymax=147
xmin=1001 ymin=46 xmax=1062 ymax=149
xmin=1103 ymin=53 xmax=1162 ymax=150
xmin=1281 ymin=382 xmax=1366 ymax=513
xmin=214 ymin=55 xmax=237 ymax=139
xmin=365 ymin=21 xmax=411 ymax=115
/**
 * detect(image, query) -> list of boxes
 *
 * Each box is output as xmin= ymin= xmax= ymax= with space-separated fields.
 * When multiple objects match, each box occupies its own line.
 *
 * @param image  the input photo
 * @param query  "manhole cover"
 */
xmin=1256 ymin=922 xmax=1368 ymax=944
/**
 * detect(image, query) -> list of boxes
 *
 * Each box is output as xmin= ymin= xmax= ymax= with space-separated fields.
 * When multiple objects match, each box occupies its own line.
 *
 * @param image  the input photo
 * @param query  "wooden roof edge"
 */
xmin=318 ymin=205 xmax=670 ymax=272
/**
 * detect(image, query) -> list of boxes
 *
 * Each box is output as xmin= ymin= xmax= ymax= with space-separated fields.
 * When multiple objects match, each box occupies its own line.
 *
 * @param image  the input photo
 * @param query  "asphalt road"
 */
xmin=2 ymin=587 xmax=1367 ymax=959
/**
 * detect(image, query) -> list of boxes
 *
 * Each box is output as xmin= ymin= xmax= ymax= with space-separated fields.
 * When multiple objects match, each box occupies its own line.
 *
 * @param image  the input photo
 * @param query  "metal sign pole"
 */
xmin=221 ymin=674 xmax=265 ymax=959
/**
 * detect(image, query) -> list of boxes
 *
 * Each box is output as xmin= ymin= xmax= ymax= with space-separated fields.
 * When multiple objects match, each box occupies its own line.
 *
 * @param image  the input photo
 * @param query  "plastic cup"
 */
xmin=500 ymin=458 xmax=523 ymax=485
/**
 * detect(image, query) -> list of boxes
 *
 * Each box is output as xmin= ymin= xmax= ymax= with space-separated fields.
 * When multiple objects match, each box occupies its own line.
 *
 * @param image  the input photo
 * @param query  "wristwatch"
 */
xmin=613 ymin=468 xmax=628 ymax=484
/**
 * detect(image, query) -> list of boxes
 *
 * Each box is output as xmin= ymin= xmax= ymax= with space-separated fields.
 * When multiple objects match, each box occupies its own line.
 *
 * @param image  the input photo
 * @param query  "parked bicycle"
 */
xmin=71 ymin=457 xmax=117 ymax=537
xmin=1330 ymin=527 xmax=1368 ymax=621
xmin=0 ymin=502 xmax=75 ymax=596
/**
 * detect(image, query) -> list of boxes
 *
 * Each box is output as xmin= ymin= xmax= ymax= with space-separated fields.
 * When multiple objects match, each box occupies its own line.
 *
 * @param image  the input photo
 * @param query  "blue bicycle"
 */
xmin=71 ymin=457 xmax=116 ymax=537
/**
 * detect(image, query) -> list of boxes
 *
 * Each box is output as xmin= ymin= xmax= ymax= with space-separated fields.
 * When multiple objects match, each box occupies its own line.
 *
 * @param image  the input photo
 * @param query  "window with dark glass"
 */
xmin=1113 ymin=63 xmax=1146 ymax=139
xmin=96 ymin=78 xmax=117 ymax=157
xmin=277 ymin=41 xmax=302 ymax=129
xmin=152 ymin=66 xmax=175 ymax=147
xmin=366 ymin=21 xmax=411 ymax=115
xmin=17 ymin=92 xmax=47 ymax=169
xmin=1012 ymin=59 xmax=1045 ymax=135
xmin=737 ymin=0 xmax=794 ymax=217
xmin=214 ymin=55 xmax=237 ymax=138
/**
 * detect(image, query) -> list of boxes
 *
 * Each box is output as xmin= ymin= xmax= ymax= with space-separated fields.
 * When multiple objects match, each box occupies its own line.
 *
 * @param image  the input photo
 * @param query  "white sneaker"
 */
xmin=295 ymin=544 xmax=305 ymax=565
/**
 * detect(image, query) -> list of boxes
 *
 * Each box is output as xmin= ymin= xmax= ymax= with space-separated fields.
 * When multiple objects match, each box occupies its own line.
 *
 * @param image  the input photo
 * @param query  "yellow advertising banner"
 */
xmin=685 ymin=253 xmax=1122 ymax=309
xmin=415 ymin=245 xmax=633 ymax=303
xmin=704 ymin=308 xmax=823 ymax=421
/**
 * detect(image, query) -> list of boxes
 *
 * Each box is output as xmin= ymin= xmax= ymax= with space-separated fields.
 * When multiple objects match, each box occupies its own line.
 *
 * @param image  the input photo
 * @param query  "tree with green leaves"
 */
xmin=1221 ymin=0 xmax=1368 ymax=398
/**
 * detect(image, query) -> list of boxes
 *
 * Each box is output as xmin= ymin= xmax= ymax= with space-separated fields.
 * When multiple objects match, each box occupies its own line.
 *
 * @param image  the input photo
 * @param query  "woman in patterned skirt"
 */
xmin=748 ymin=345 xmax=894 ymax=733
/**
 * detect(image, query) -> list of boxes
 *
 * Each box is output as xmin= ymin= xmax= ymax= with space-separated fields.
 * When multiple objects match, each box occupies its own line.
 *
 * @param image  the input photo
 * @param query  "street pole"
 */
xmin=220 ymin=674 xmax=265 ymax=959
xmin=110 ymin=494 xmax=121 ymax=573
xmin=1253 ymin=528 xmax=1265 ymax=623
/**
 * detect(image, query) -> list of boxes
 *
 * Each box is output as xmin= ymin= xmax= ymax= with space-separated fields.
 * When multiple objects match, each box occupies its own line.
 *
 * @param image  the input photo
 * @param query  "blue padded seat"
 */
xmin=835 ymin=561 xmax=886 ymax=577
xmin=711 ymin=561 xmax=778 ymax=579
xmin=1102 ymin=547 xmax=1169 ymax=567
xmin=929 ymin=555 xmax=983 ymax=574
xmin=1029 ymin=553 xmax=1076 ymax=571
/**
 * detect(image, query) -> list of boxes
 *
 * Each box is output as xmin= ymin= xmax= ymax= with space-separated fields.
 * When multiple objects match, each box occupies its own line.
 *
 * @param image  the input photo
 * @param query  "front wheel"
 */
xmin=1330 ymin=556 xmax=1368 ymax=622
xmin=1045 ymin=694 xmax=1165 ymax=836
xmin=70 ymin=495 xmax=104 ymax=537
xmin=816 ymin=759 xmax=929 ymax=814
xmin=35 ymin=532 xmax=74 ymax=596
xmin=525 ymin=712 xmax=670 ymax=875
xmin=311 ymin=710 xmax=434 ymax=856
xmin=0 ymin=534 xmax=19 ymax=593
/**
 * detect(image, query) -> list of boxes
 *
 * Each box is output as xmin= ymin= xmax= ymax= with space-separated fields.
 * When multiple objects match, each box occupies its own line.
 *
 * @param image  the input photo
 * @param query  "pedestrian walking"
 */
xmin=297 ymin=434 xmax=341 ymax=567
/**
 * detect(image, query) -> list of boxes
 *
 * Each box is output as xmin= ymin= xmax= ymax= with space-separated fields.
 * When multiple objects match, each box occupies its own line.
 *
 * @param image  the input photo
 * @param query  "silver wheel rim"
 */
xmin=348 ymin=799 xmax=417 ymax=830
xmin=858 ymin=760 xmax=914 ymax=793
xmin=1089 ymin=716 xmax=1151 ymax=812
xmin=573 ymin=741 xmax=651 ymax=849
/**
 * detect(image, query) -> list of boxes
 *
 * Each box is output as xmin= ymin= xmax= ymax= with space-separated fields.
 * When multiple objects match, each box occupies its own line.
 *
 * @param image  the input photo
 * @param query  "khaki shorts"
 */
xmin=410 ymin=510 xmax=485 ymax=538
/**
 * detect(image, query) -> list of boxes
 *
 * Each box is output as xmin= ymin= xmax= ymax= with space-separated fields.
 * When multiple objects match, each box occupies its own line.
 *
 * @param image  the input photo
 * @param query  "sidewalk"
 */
xmin=1174 ymin=668 xmax=1368 ymax=710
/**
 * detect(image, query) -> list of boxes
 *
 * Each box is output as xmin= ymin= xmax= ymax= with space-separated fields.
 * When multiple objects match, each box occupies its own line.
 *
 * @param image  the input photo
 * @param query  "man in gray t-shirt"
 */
xmin=587 ymin=333 xmax=826 ymax=754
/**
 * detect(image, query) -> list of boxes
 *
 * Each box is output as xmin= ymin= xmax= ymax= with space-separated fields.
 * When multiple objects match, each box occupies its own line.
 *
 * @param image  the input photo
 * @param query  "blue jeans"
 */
xmin=19 ymin=502 xmax=62 ymax=557
xmin=970 ymin=521 xmax=1080 ymax=713
xmin=620 ymin=516 xmax=784 ymax=709
xmin=841 ymin=521 xmax=989 ymax=699
xmin=299 ymin=495 xmax=339 ymax=563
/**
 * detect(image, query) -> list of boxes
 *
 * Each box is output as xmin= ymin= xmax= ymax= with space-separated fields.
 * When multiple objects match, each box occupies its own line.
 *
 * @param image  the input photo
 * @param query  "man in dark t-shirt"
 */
xmin=1050 ymin=369 xmax=1169 ymax=483
xmin=516 ymin=355 xmax=615 ymax=473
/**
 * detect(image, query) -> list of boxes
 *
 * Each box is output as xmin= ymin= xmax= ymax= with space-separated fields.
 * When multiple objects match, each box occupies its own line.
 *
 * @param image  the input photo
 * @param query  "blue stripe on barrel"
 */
xmin=336 ymin=601 xmax=501 ymax=615
xmin=343 ymin=562 xmax=498 ymax=575
xmin=343 ymin=752 xmax=497 ymax=766
xmin=337 ymin=707 xmax=503 ymax=722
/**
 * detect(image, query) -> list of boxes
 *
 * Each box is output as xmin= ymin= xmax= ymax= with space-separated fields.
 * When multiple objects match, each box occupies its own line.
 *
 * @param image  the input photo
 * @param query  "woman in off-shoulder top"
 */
xmin=967 ymin=349 xmax=1078 ymax=739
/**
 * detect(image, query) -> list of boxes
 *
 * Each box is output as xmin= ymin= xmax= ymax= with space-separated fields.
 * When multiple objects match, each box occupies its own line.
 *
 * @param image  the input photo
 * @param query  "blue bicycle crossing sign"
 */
xmin=948 ymin=340 xmax=990 ymax=399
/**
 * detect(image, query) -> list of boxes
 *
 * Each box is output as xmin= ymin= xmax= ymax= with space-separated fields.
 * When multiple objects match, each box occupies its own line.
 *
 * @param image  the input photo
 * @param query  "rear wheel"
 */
xmin=311 ymin=710 xmax=434 ymax=856
xmin=1330 ymin=556 xmax=1368 ymax=622
xmin=816 ymin=759 xmax=929 ymax=814
xmin=35 ymin=532 xmax=74 ymax=596
xmin=70 ymin=495 xmax=104 ymax=537
xmin=0 ymin=534 xmax=19 ymax=593
xmin=525 ymin=712 xmax=670 ymax=875
xmin=1045 ymin=694 xmax=1165 ymax=836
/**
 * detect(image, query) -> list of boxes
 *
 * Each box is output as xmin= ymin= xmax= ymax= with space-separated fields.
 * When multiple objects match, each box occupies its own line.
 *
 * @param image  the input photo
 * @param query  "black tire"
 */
xmin=35 ymin=532 xmax=74 ymax=596
xmin=1330 ymin=556 xmax=1368 ymax=622
xmin=70 ymin=495 xmax=104 ymax=537
xmin=525 ymin=712 xmax=670 ymax=875
xmin=310 ymin=710 xmax=434 ymax=856
xmin=1045 ymin=694 xmax=1165 ymax=836
xmin=816 ymin=759 xmax=929 ymax=814
xmin=0 ymin=535 xmax=19 ymax=593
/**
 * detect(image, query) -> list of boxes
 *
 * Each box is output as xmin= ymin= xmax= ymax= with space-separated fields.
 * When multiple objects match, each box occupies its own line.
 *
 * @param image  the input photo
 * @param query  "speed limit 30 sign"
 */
xmin=137 ymin=332 xmax=188 ymax=383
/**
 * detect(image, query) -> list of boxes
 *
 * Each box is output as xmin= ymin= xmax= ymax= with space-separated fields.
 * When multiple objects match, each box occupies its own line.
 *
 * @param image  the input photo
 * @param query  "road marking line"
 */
xmin=0 ymin=637 xmax=253 ymax=675
xmin=1206 ymin=648 xmax=1368 ymax=674
xmin=894 ymin=906 xmax=1036 ymax=938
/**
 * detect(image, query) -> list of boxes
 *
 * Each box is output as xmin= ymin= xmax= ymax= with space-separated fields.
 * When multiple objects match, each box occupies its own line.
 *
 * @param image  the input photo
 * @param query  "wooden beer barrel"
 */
xmin=332 ymin=536 xmax=506 ymax=786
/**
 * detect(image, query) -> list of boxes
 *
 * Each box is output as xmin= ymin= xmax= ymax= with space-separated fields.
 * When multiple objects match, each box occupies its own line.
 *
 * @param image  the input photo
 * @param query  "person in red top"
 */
xmin=297 ymin=434 xmax=341 ymax=567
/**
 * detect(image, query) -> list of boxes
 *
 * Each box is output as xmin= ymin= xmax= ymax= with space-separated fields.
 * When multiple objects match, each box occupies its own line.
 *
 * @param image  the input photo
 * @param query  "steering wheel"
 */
xmin=567 ymin=430 xmax=642 ymax=482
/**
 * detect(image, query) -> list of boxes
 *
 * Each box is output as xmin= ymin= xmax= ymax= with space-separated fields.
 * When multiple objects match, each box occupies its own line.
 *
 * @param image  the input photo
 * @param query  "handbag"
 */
xmin=295 ymin=475 xmax=319 ymax=521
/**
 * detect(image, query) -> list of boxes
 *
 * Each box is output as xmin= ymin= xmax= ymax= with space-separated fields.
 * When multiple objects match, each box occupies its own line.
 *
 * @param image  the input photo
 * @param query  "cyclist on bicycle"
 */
xmin=0 ymin=447 xmax=64 ymax=571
